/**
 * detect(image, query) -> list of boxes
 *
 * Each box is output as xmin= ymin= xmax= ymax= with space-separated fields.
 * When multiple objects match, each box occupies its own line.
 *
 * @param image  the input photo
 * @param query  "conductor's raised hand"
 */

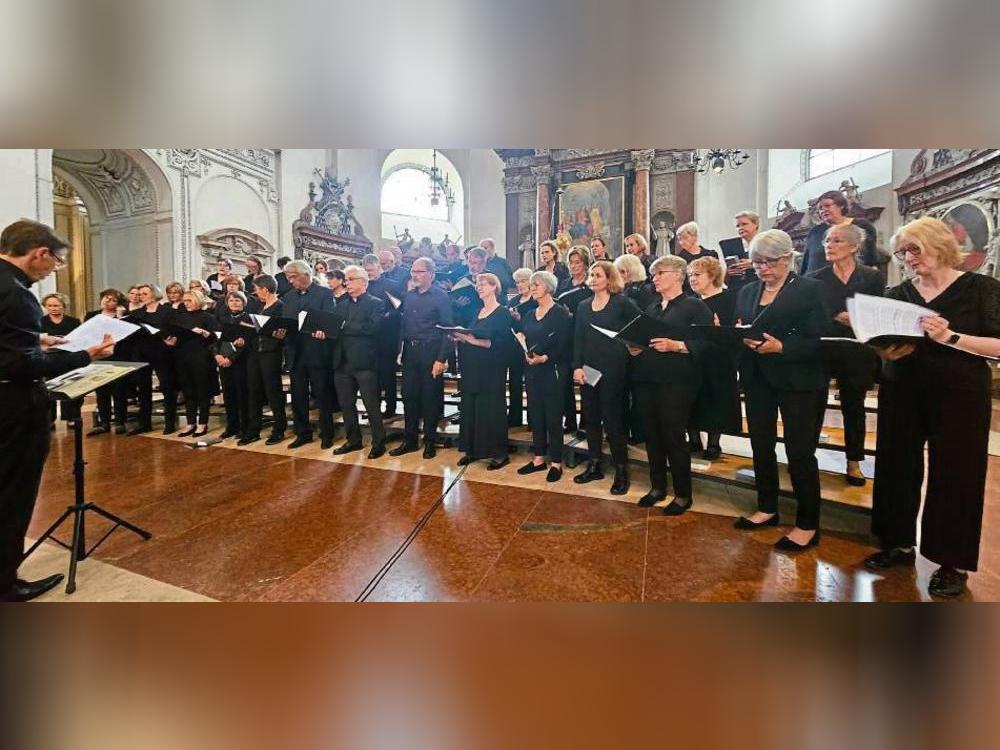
xmin=86 ymin=333 xmax=115 ymax=360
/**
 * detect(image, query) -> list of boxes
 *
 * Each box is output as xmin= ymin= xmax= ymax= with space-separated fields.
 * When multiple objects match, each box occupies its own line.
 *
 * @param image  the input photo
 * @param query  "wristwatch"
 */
xmin=947 ymin=332 xmax=961 ymax=345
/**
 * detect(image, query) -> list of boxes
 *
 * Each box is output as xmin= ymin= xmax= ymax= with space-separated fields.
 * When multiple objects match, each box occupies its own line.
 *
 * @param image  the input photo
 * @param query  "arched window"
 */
xmin=807 ymin=149 xmax=890 ymax=179
xmin=380 ymin=149 xmax=464 ymax=244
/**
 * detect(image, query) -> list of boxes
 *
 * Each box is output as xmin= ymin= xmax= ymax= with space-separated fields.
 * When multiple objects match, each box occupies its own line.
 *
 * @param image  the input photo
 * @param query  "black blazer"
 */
xmin=719 ymin=237 xmax=758 ymax=291
xmin=331 ymin=293 xmax=384 ymax=373
xmin=734 ymin=273 xmax=828 ymax=392
xmin=281 ymin=283 xmax=336 ymax=369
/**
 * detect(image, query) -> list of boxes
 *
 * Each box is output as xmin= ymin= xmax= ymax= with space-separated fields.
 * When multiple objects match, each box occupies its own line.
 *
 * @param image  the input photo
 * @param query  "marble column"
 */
xmin=631 ymin=149 xmax=655 ymax=245
xmin=532 ymin=165 xmax=552 ymax=245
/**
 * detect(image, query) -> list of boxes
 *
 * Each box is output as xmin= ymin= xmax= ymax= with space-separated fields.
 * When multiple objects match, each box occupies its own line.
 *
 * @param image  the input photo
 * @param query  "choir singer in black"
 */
xmin=362 ymin=253 xmax=403 ymax=418
xmin=628 ymin=256 xmax=713 ymax=514
xmin=330 ymin=265 xmax=387 ymax=459
xmin=518 ymin=271 xmax=572 ymax=482
xmin=390 ymin=257 xmax=452 ymax=459
xmin=240 ymin=275 xmax=288 ymax=445
xmin=170 ymin=289 xmax=219 ymax=438
xmin=281 ymin=260 xmax=337 ymax=449
xmin=732 ymin=230 xmax=829 ymax=551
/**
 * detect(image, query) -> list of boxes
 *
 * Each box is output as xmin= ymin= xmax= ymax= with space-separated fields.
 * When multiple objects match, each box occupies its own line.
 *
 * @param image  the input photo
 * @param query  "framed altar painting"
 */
xmin=556 ymin=175 xmax=626 ymax=254
xmin=942 ymin=201 xmax=992 ymax=273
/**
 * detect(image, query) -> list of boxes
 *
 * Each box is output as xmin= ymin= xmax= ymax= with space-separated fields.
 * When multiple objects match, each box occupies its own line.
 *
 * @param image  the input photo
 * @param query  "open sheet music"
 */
xmin=51 ymin=315 xmax=140 ymax=352
xmin=843 ymin=293 xmax=932 ymax=346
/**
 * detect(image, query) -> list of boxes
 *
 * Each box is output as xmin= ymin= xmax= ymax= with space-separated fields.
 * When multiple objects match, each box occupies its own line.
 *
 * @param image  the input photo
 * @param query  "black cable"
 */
xmin=354 ymin=464 xmax=468 ymax=602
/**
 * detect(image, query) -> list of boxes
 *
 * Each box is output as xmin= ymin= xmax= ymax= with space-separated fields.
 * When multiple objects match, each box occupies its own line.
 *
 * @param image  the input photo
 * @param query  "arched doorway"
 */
xmin=51 ymin=149 xmax=173 ymax=314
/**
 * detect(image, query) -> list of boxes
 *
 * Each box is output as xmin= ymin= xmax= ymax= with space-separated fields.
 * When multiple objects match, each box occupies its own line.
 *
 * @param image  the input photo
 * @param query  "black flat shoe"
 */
xmin=422 ymin=444 xmax=437 ymax=459
xmin=127 ymin=425 xmax=152 ymax=436
xmin=87 ymin=426 xmax=109 ymax=437
xmin=177 ymin=426 xmax=196 ymax=438
xmin=287 ymin=436 xmax=313 ymax=449
xmin=237 ymin=435 xmax=261 ymax=446
xmin=265 ymin=433 xmax=285 ymax=445
xmin=546 ymin=466 xmax=563 ymax=482
xmin=333 ymin=442 xmax=363 ymax=455
xmin=486 ymin=457 xmax=510 ymax=471
xmin=517 ymin=461 xmax=547 ymax=475
xmin=734 ymin=514 xmax=780 ymax=530
xmin=703 ymin=446 xmax=721 ymax=460
xmin=192 ymin=427 xmax=209 ymax=438
xmin=457 ymin=455 xmax=474 ymax=466
xmin=114 ymin=424 xmax=128 ymax=434
xmin=662 ymin=497 xmax=693 ymax=516
xmin=320 ymin=437 xmax=335 ymax=450
xmin=218 ymin=428 xmax=239 ymax=439
xmin=863 ymin=548 xmax=916 ymax=570
xmin=928 ymin=567 xmax=968 ymax=598
xmin=774 ymin=530 xmax=821 ymax=551
xmin=610 ymin=465 xmax=630 ymax=495
xmin=367 ymin=444 xmax=386 ymax=459
xmin=389 ymin=442 xmax=419 ymax=457
xmin=637 ymin=489 xmax=667 ymax=508
xmin=10 ymin=574 xmax=64 ymax=602
xmin=845 ymin=473 xmax=867 ymax=487
xmin=573 ymin=462 xmax=604 ymax=484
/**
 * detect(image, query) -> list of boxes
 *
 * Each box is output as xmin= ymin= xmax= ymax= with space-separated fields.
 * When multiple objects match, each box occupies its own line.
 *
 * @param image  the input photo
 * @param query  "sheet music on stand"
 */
xmin=45 ymin=361 xmax=147 ymax=401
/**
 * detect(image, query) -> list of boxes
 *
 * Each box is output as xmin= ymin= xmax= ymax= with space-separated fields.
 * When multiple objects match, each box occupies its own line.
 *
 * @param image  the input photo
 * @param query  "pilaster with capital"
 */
xmin=631 ymin=150 xmax=655 ymax=242
xmin=532 ymin=165 xmax=553 ymax=243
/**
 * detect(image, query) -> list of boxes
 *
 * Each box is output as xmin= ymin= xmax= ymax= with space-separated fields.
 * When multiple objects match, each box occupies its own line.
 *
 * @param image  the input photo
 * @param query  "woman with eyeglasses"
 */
xmin=41 ymin=293 xmax=82 ymax=429
xmin=215 ymin=290 xmax=251 ymax=440
xmin=865 ymin=217 xmax=1000 ymax=598
xmin=800 ymin=190 xmax=880 ymax=276
xmin=171 ymin=288 xmax=220 ymax=438
xmin=806 ymin=223 xmax=884 ymax=486
xmin=556 ymin=245 xmax=593 ymax=434
xmin=628 ymin=256 xmax=713 ymax=514
xmin=732 ymin=230 xmax=829 ymax=551
xmin=85 ymin=288 xmax=130 ymax=435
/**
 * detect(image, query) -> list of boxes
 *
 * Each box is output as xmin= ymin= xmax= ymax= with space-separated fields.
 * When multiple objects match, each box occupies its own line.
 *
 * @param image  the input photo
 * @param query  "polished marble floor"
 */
xmin=25 ymin=422 xmax=1000 ymax=602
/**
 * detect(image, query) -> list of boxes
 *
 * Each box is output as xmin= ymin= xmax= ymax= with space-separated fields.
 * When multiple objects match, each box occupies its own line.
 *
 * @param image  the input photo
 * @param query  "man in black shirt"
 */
xmin=390 ymin=257 xmax=453 ymax=458
xmin=1 ymin=220 xmax=115 ymax=602
xmin=330 ymin=265 xmax=387 ymax=458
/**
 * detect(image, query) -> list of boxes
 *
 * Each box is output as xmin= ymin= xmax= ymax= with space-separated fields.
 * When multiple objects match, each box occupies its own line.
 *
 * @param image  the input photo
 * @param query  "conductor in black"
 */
xmin=0 ymin=220 xmax=115 ymax=602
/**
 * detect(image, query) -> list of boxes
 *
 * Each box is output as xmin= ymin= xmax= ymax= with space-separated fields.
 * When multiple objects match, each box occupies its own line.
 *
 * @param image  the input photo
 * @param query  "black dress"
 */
xmin=216 ymin=308 xmax=251 ymax=436
xmin=522 ymin=303 xmax=572 ymax=463
xmin=555 ymin=277 xmax=593 ymax=431
xmin=572 ymin=293 xmax=641 ymax=465
xmin=690 ymin=290 xmax=742 ymax=437
xmin=808 ymin=263 xmax=884 ymax=461
xmin=872 ymin=272 xmax=1000 ymax=571
xmin=457 ymin=306 xmax=513 ymax=461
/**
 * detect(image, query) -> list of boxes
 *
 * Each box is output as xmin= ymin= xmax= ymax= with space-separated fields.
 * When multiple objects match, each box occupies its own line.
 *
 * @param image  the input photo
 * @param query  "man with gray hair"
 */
xmin=281 ymin=260 xmax=337 ymax=449
xmin=329 ymin=265 xmax=387 ymax=458
xmin=389 ymin=256 xmax=453 ymax=459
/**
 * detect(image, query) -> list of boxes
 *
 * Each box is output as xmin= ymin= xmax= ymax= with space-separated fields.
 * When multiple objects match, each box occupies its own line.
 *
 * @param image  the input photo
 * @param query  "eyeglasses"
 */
xmin=893 ymin=243 xmax=921 ymax=261
xmin=46 ymin=248 xmax=67 ymax=269
xmin=750 ymin=257 xmax=785 ymax=268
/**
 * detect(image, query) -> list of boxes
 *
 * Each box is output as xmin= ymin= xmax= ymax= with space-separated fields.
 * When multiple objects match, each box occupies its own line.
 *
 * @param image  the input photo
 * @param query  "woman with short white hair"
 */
xmin=732 ymin=229 xmax=829 ymax=551
xmin=505 ymin=267 xmax=537 ymax=427
xmin=675 ymin=222 xmax=726 ymax=289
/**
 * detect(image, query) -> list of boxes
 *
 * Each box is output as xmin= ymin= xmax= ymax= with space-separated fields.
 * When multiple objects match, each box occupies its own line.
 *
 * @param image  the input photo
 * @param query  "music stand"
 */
xmin=23 ymin=361 xmax=152 ymax=594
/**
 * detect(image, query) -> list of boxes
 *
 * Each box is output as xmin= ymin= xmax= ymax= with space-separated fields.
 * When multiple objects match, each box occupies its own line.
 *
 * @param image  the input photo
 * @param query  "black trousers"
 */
xmin=95 ymin=378 xmax=127 ymax=426
xmin=0 ymin=383 xmax=51 ymax=594
xmin=626 ymin=383 xmax=645 ymax=443
xmin=401 ymin=341 xmax=444 ymax=446
xmin=580 ymin=376 xmax=628 ymax=465
xmin=377 ymin=329 xmax=400 ymax=413
xmin=219 ymin=357 xmax=249 ymax=434
xmin=872 ymin=378 xmax=990 ymax=571
xmin=507 ymin=355 xmax=525 ymax=427
xmin=525 ymin=363 xmax=564 ymax=462
xmin=290 ymin=362 xmax=334 ymax=440
xmin=246 ymin=349 xmax=286 ymax=438
xmin=178 ymin=357 xmax=215 ymax=426
xmin=814 ymin=383 xmax=867 ymax=461
xmin=137 ymin=358 xmax=178 ymax=429
xmin=637 ymin=381 xmax=697 ymax=498
xmin=743 ymin=379 xmax=823 ymax=530
xmin=334 ymin=368 xmax=385 ymax=447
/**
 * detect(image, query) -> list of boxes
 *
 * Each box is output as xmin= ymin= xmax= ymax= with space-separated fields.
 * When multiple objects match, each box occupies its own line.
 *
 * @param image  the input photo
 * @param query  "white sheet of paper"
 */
xmin=298 ymin=310 xmax=308 ymax=328
xmin=142 ymin=324 xmax=159 ymax=335
xmin=847 ymin=293 xmax=932 ymax=343
xmin=385 ymin=292 xmax=401 ymax=309
xmin=52 ymin=315 xmax=140 ymax=352
xmin=451 ymin=276 xmax=474 ymax=291
xmin=512 ymin=328 xmax=528 ymax=353
xmin=209 ymin=280 xmax=223 ymax=291
xmin=582 ymin=365 xmax=602 ymax=386
xmin=251 ymin=314 xmax=271 ymax=327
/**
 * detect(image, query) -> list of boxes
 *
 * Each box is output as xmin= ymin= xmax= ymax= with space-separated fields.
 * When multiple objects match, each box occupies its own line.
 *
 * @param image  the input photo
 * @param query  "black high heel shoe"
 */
xmin=177 ymin=426 xmax=196 ymax=438
xmin=773 ymin=530 xmax=820 ymax=551
xmin=191 ymin=426 xmax=209 ymax=438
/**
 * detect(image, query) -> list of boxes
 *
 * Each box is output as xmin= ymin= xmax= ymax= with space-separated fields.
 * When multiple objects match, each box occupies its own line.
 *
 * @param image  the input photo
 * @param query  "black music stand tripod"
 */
xmin=24 ymin=401 xmax=152 ymax=595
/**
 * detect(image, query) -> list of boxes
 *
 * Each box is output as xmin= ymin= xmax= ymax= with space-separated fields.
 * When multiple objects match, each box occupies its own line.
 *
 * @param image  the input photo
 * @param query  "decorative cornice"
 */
xmin=575 ymin=163 xmax=607 ymax=179
xmin=630 ymin=149 xmax=656 ymax=171
xmin=53 ymin=150 xmax=156 ymax=219
xmin=531 ymin=165 xmax=552 ymax=185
